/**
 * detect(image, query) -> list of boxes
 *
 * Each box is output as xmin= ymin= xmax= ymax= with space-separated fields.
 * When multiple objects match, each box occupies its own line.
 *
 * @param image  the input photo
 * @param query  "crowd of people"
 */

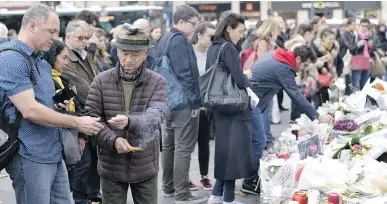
xmin=0 ymin=2 xmax=381 ymax=204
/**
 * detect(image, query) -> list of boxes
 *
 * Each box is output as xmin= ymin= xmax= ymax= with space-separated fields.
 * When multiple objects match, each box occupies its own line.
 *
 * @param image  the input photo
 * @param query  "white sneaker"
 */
xmin=207 ymin=195 xmax=223 ymax=204
xmin=163 ymin=192 xmax=174 ymax=197
xmin=175 ymin=193 xmax=208 ymax=204
xmin=223 ymin=201 xmax=245 ymax=204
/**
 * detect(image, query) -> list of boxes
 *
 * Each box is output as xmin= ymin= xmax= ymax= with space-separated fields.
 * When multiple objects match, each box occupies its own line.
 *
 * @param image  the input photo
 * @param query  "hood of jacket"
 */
xmin=285 ymin=34 xmax=306 ymax=51
xmin=313 ymin=37 xmax=340 ymax=59
xmin=273 ymin=48 xmax=297 ymax=71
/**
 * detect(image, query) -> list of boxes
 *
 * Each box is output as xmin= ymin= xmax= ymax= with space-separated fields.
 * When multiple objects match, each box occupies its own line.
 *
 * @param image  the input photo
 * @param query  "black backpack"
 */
xmin=0 ymin=46 xmax=36 ymax=171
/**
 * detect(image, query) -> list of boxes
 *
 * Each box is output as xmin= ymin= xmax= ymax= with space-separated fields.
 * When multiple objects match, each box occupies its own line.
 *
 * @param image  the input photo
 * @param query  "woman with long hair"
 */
xmin=150 ymin=27 xmax=162 ymax=46
xmin=206 ymin=13 xmax=258 ymax=204
xmin=91 ymin=28 xmax=112 ymax=72
xmin=312 ymin=28 xmax=340 ymax=108
xmin=43 ymin=40 xmax=85 ymax=193
xmin=188 ymin=21 xmax=216 ymax=191
xmin=243 ymin=19 xmax=281 ymax=72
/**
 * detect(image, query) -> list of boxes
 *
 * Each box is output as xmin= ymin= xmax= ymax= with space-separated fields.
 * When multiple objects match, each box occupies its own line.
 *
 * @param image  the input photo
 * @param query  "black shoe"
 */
xmin=279 ymin=106 xmax=289 ymax=111
xmin=91 ymin=196 xmax=102 ymax=203
xmin=241 ymin=180 xmax=260 ymax=195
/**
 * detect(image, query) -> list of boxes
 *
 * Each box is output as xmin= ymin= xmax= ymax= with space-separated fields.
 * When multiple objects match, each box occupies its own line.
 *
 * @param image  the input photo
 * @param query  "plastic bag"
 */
xmin=298 ymin=158 xmax=348 ymax=190
xmin=260 ymin=159 xmax=297 ymax=204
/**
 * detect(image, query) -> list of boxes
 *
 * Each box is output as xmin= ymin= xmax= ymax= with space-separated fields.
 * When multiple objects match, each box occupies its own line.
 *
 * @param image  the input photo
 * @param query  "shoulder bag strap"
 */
xmin=0 ymin=46 xmax=37 ymax=128
xmin=0 ymin=47 xmax=37 ymax=85
xmin=214 ymin=42 xmax=229 ymax=65
xmin=161 ymin=33 xmax=181 ymax=56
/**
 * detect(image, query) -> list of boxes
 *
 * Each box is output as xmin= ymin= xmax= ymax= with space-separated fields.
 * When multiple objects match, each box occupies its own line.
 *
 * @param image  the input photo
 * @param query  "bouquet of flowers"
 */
xmin=333 ymin=119 xmax=359 ymax=132
xmin=372 ymin=82 xmax=386 ymax=93
xmin=332 ymin=138 xmax=372 ymax=159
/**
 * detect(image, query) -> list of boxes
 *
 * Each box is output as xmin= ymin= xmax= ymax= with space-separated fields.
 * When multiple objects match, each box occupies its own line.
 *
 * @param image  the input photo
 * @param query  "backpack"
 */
xmin=242 ymin=38 xmax=265 ymax=71
xmin=151 ymin=33 xmax=188 ymax=110
xmin=0 ymin=46 xmax=36 ymax=171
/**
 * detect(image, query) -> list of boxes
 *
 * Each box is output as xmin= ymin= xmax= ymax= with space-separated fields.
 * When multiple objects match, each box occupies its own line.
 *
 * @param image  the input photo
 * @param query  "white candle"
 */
xmin=308 ymin=190 xmax=320 ymax=204
xmin=335 ymin=111 xmax=344 ymax=120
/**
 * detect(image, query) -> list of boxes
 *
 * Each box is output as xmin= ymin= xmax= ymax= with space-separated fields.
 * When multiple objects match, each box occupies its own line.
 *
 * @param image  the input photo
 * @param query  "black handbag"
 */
xmin=202 ymin=42 xmax=249 ymax=113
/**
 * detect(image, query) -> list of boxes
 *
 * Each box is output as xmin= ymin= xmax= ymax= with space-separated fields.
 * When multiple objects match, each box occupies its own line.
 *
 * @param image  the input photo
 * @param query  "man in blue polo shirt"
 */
xmin=0 ymin=4 xmax=104 ymax=204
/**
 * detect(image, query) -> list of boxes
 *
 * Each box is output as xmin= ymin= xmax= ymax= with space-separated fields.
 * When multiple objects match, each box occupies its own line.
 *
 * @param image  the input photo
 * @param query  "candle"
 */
xmin=308 ymin=190 xmax=320 ymax=204
xmin=328 ymin=192 xmax=340 ymax=204
xmin=335 ymin=111 xmax=344 ymax=120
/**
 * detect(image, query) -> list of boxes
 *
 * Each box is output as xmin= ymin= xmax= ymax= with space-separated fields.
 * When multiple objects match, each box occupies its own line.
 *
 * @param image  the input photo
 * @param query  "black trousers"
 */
xmin=73 ymin=139 xmax=101 ymax=204
xmin=67 ymin=166 xmax=75 ymax=192
xmin=315 ymin=87 xmax=329 ymax=108
xmin=198 ymin=110 xmax=211 ymax=176
xmin=277 ymin=88 xmax=284 ymax=107
xmin=345 ymin=74 xmax=352 ymax=96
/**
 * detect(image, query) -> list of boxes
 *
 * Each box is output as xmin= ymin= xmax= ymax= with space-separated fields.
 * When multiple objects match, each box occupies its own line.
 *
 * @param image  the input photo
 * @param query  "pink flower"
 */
xmin=310 ymin=144 xmax=318 ymax=153
xmin=353 ymin=145 xmax=362 ymax=152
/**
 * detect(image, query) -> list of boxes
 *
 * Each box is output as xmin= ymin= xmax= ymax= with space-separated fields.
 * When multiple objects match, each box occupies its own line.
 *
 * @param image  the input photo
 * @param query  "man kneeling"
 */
xmin=85 ymin=24 xmax=167 ymax=204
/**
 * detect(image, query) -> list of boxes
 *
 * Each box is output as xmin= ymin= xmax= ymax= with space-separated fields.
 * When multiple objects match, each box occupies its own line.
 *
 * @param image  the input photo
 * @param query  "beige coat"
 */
xmin=61 ymin=47 xmax=100 ymax=107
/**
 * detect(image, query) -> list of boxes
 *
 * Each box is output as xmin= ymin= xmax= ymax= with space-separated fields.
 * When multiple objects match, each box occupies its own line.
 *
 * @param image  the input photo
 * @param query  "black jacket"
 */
xmin=153 ymin=28 xmax=201 ymax=109
xmin=53 ymin=77 xmax=86 ymax=139
xmin=342 ymin=31 xmax=366 ymax=56
xmin=275 ymin=32 xmax=287 ymax=49
xmin=373 ymin=31 xmax=387 ymax=52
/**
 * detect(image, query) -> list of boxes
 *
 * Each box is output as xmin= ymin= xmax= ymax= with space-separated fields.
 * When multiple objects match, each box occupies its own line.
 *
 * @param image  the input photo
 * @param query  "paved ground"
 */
xmin=0 ymin=95 xmax=291 ymax=204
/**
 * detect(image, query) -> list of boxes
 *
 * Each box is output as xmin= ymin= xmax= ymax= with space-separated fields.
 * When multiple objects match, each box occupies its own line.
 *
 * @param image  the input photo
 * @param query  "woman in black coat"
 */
xmin=373 ymin=23 xmax=387 ymax=81
xmin=206 ymin=13 xmax=257 ymax=204
xmin=43 ymin=40 xmax=85 ymax=192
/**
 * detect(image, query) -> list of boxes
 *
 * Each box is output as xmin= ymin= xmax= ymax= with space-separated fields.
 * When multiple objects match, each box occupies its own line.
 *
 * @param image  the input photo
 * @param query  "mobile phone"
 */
xmin=53 ymin=86 xmax=76 ymax=104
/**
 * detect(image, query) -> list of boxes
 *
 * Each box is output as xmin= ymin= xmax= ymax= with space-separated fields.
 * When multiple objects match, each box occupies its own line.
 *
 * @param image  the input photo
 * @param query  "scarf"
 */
xmin=359 ymin=31 xmax=370 ymax=59
xmin=322 ymin=40 xmax=334 ymax=51
xmin=120 ymin=65 xmax=143 ymax=82
xmin=52 ymin=70 xmax=76 ymax=112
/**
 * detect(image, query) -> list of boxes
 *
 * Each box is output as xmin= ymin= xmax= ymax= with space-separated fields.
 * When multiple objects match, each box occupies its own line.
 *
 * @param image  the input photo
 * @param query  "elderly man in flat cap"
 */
xmin=85 ymin=23 xmax=167 ymax=204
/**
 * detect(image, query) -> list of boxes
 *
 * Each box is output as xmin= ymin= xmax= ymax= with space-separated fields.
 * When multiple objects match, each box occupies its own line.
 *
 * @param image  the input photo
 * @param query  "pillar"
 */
xmin=260 ymin=1 xmax=270 ymax=20
xmin=332 ymin=9 xmax=344 ymax=19
xmin=297 ymin=10 xmax=309 ymax=24
xmin=382 ymin=0 xmax=387 ymax=23
xmin=172 ymin=1 xmax=186 ymax=14
xmin=231 ymin=1 xmax=240 ymax=13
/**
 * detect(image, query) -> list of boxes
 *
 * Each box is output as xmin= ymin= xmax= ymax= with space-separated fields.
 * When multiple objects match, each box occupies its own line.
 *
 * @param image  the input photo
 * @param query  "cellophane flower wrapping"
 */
xmin=260 ymin=159 xmax=297 ymax=204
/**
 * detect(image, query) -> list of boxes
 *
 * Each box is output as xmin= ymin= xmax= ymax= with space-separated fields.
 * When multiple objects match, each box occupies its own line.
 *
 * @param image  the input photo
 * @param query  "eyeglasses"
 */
xmin=71 ymin=35 xmax=91 ymax=41
xmin=186 ymin=20 xmax=197 ymax=27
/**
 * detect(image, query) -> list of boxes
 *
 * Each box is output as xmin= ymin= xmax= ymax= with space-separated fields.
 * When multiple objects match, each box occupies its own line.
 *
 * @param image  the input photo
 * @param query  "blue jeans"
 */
xmin=262 ymin=101 xmax=273 ymax=142
xmin=212 ymin=180 xmax=236 ymax=202
xmin=352 ymin=70 xmax=370 ymax=90
xmin=6 ymin=155 xmax=73 ymax=204
xmin=251 ymin=106 xmax=268 ymax=177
